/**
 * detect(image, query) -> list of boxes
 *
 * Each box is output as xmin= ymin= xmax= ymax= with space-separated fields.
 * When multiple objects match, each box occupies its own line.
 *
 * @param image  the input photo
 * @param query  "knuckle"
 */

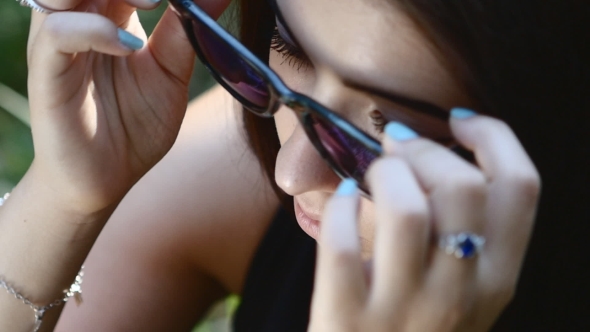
xmin=42 ymin=14 xmax=68 ymax=41
xmin=485 ymin=284 xmax=516 ymax=311
xmin=442 ymin=171 xmax=487 ymax=197
xmin=366 ymin=156 xmax=408 ymax=189
xmin=408 ymin=139 xmax=438 ymax=162
xmin=367 ymin=156 xmax=404 ymax=178
xmin=378 ymin=195 xmax=428 ymax=232
xmin=518 ymin=170 xmax=541 ymax=194
xmin=392 ymin=208 xmax=428 ymax=233
xmin=484 ymin=116 xmax=513 ymax=135
xmin=506 ymin=168 xmax=542 ymax=202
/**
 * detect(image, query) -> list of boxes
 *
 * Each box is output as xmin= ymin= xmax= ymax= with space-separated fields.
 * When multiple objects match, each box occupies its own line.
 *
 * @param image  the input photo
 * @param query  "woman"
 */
xmin=0 ymin=0 xmax=587 ymax=330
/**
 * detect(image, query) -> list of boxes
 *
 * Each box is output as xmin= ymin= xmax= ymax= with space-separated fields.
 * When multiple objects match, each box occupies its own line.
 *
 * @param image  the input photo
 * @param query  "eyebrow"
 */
xmin=270 ymin=0 xmax=449 ymax=121
xmin=343 ymin=81 xmax=449 ymax=120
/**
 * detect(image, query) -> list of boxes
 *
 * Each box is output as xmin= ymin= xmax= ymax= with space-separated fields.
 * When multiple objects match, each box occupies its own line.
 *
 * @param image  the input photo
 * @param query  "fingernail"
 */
xmin=335 ymin=179 xmax=357 ymax=196
xmin=118 ymin=29 xmax=144 ymax=50
xmin=385 ymin=122 xmax=418 ymax=141
xmin=325 ymin=180 xmax=360 ymax=252
xmin=450 ymin=107 xmax=477 ymax=119
xmin=149 ymin=0 xmax=161 ymax=3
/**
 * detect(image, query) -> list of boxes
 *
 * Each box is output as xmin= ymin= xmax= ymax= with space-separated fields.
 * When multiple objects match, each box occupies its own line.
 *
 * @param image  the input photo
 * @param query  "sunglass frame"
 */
xmin=169 ymin=0 xmax=383 ymax=193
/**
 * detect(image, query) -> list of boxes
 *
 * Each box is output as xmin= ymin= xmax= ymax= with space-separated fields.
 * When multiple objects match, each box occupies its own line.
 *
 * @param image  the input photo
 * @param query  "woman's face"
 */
xmin=270 ymin=0 xmax=471 ymax=256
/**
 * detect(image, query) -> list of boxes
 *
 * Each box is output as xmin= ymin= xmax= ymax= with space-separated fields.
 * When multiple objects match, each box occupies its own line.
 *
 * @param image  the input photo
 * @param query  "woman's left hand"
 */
xmin=308 ymin=112 xmax=541 ymax=331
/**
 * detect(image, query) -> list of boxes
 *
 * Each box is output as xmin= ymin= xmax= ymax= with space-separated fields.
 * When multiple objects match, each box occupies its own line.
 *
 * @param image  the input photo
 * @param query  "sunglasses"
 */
xmin=169 ymin=0 xmax=413 ymax=196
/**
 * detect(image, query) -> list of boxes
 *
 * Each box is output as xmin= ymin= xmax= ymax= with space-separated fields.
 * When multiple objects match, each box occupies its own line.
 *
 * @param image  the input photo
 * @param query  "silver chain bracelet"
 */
xmin=0 ymin=192 xmax=85 ymax=332
xmin=0 ymin=192 xmax=9 ymax=206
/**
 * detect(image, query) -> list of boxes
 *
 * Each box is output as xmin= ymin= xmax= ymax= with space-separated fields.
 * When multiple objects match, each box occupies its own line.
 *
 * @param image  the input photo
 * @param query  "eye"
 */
xmin=270 ymin=19 xmax=312 ymax=71
xmin=372 ymin=108 xmax=455 ymax=145
xmin=369 ymin=110 xmax=387 ymax=133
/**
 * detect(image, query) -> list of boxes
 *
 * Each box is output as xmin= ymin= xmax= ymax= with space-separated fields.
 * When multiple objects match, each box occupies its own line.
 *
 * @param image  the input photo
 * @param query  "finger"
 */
xmin=383 ymin=122 xmax=487 ymax=236
xmin=29 ymin=2 xmax=88 ymax=53
xmin=310 ymin=179 xmax=365 ymax=327
xmin=366 ymin=156 xmax=430 ymax=309
xmin=449 ymin=109 xmax=539 ymax=186
xmin=147 ymin=7 xmax=196 ymax=85
xmin=124 ymin=0 xmax=163 ymax=10
xmin=148 ymin=0 xmax=232 ymax=85
xmin=32 ymin=0 xmax=80 ymax=12
xmin=29 ymin=12 xmax=143 ymax=110
xmin=29 ymin=10 xmax=55 ymax=66
xmin=28 ymin=0 xmax=157 ymax=62
xmin=382 ymin=122 xmax=483 ymax=307
xmin=29 ymin=0 xmax=162 ymax=12
xmin=449 ymin=109 xmax=540 ymax=277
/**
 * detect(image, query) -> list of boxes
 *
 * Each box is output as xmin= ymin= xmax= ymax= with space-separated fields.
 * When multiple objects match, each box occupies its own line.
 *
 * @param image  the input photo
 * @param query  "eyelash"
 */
xmin=371 ymin=110 xmax=455 ymax=145
xmin=270 ymin=26 xmax=414 ymax=136
xmin=369 ymin=110 xmax=387 ymax=133
xmin=270 ymin=27 xmax=312 ymax=71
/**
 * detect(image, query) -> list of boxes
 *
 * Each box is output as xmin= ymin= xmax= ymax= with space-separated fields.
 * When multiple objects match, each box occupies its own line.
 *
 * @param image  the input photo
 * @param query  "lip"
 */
xmin=294 ymin=199 xmax=321 ymax=241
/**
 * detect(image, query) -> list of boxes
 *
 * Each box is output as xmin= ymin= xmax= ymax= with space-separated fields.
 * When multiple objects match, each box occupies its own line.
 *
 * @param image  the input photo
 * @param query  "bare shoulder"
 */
xmin=56 ymin=85 xmax=279 ymax=331
xmin=169 ymin=85 xmax=281 ymax=292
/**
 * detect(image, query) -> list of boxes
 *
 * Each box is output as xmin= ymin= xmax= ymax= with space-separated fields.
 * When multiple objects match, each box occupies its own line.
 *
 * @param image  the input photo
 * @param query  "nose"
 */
xmin=274 ymin=120 xmax=341 ymax=197
xmin=274 ymin=70 xmax=376 ymax=197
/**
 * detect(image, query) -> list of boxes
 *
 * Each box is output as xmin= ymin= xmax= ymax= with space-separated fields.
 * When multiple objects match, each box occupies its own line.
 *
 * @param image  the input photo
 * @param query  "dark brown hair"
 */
xmin=238 ymin=0 xmax=292 ymax=208
xmin=238 ymin=0 xmax=590 ymax=329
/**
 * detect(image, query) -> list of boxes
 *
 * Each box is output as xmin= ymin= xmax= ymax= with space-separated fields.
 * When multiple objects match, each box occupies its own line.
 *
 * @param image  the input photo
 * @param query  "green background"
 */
xmin=0 ymin=2 xmax=235 ymax=330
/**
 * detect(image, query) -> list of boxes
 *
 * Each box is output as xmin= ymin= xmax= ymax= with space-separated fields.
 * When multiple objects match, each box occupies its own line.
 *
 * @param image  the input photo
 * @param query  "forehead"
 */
xmin=276 ymin=0 xmax=467 ymax=109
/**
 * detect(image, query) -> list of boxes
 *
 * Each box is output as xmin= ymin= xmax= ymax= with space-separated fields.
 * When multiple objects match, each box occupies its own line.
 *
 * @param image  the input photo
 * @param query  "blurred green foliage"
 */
xmin=0 ymin=1 xmax=31 ymax=193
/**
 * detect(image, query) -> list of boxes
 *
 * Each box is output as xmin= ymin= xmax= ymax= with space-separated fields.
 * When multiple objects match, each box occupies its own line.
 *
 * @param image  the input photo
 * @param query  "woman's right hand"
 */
xmin=25 ymin=0 xmax=230 ymax=214
xmin=308 ymin=116 xmax=540 ymax=331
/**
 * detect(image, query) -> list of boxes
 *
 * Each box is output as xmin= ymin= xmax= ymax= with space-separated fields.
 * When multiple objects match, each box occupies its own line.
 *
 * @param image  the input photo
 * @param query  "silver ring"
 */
xmin=438 ymin=232 xmax=485 ymax=259
xmin=17 ymin=0 xmax=62 ymax=14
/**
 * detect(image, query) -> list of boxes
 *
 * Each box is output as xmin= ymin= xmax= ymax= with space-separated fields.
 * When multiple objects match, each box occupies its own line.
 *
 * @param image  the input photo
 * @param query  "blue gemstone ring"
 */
xmin=438 ymin=232 xmax=486 ymax=259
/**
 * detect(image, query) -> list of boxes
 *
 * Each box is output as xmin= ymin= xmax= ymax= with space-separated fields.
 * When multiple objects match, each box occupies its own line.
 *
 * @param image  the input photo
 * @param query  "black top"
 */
xmin=233 ymin=208 xmax=590 ymax=331
xmin=233 ymin=208 xmax=316 ymax=332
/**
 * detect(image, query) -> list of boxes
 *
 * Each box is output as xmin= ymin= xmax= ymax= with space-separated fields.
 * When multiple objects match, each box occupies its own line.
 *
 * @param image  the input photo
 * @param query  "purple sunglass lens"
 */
xmin=190 ymin=18 xmax=270 ymax=109
xmin=311 ymin=114 xmax=378 ymax=183
xmin=186 ymin=12 xmax=377 ymax=187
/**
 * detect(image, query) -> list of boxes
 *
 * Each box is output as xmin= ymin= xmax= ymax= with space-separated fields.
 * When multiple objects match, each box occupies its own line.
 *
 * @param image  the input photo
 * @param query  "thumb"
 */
xmin=29 ymin=12 xmax=143 ymax=111
xmin=309 ymin=179 xmax=366 ymax=329
xmin=148 ymin=0 xmax=232 ymax=85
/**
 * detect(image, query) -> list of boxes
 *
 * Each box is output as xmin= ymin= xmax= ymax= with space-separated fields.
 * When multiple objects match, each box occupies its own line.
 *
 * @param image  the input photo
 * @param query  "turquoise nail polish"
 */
xmin=335 ymin=179 xmax=357 ymax=196
xmin=149 ymin=0 xmax=161 ymax=3
xmin=450 ymin=107 xmax=477 ymax=119
xmin=118 ymin=29 xmax=144 ymax=50
xmin=385 ymin=122 xmax=418 ymax=141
